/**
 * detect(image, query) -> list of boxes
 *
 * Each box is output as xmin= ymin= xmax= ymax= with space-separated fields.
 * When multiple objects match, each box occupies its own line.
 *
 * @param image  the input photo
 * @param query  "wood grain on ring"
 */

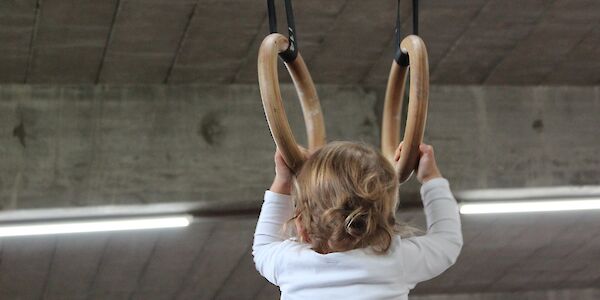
xmin=258 ymin=33 xmax=326 ymax=172
xmin=382 ymin=35 xmax=429 ymax=183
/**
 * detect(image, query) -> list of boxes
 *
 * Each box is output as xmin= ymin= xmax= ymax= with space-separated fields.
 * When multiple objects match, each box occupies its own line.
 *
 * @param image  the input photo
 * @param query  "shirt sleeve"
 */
xmin=252 ymin=190 xmax=294 ymax=285
xmin=400 ymin=178 xmax=463 ymax=287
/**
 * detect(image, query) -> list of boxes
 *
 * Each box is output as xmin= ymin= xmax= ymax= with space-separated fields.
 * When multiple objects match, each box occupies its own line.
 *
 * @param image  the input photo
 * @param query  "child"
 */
xmin=253 ymin=141 xmax=462 ymax=299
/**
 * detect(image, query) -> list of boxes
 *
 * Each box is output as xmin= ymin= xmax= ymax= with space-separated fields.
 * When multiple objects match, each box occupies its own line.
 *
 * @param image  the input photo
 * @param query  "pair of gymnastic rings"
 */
xmin=258 ymin=0 xmax=428 ymax=183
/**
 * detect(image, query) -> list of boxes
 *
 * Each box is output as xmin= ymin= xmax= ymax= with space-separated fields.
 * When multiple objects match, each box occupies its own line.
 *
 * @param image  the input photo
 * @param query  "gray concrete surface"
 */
xmin=0 ymin=0 xmax=598 ymax=298
xmin=0 ymin=84 xmax=598 ymax=212
xmin=0 ymin=84 xmax=379 ymax=210
xmin=1 ymin=0 xmax=598 ymax=85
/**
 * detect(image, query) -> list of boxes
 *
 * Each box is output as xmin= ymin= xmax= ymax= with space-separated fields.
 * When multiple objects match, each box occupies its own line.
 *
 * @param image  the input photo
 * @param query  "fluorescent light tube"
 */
xmin=459 ymin=198 xmax=600 ymax=214
xmin=456 ymin=186 xmax=600 ymax=201
xmin=0 ymin=215 xmax=192 ymax=238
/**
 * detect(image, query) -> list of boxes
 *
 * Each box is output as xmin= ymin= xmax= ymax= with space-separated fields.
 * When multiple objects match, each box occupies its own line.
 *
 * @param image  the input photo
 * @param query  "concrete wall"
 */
xmin=0 ymin=85 xmax=379 ymax=211
xmin=0 ymin=85 xmax=598 ymax=211
xmin=377 ymin=85 xmax=600 ymax=196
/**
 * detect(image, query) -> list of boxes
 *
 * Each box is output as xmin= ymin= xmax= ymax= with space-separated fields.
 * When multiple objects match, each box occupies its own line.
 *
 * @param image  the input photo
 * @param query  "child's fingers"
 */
xmin=419 ymin=143 xmax=434 ymax=156
xmin=415 ymin=143 xmax=442 ymax=183
xmin=417 ymin=144 xmax=436 ymax=171
xmin=396 ymin=142 xmax=433 ymax=162
xmin=416 ymin=144 xmax=433 ymax=169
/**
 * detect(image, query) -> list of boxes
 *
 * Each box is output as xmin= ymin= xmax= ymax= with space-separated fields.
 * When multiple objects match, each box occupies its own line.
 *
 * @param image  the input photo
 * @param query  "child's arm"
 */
xmin=252 ymin=150 xmax=296 ymax=284
xmin=397 ymin=144 xmax=463 ymax=287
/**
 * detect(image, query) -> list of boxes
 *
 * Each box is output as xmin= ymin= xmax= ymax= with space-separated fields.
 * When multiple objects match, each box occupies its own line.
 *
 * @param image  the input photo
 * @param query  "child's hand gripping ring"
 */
xmin=258 ymin=33 xmax=326 ymax=173
xmin=382 ymin=35 xmax=429 ymax=183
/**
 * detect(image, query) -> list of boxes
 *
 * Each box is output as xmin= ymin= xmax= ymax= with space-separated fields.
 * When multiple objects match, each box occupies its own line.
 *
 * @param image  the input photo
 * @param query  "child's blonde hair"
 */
xmin=291 ymin=141 xmax=401 ymax=254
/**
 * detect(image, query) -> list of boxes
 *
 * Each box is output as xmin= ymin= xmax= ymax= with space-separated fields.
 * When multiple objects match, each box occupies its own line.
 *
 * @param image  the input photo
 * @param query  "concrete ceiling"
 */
xmin=0 ymin=1 xmax=598 ymax=298
xmin=0 ymin=210 xmax=598 ymax=299
xmin=0 ymin=0 xmax=598 ymax=85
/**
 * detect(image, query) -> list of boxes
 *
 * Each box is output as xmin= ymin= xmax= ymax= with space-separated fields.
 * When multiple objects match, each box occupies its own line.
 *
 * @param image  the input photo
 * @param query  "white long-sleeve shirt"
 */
xmin=253 ymin=178 xmax=463 ymax=300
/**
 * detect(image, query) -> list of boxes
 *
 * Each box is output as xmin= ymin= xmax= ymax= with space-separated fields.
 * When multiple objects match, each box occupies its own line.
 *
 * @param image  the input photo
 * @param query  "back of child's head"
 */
xmin=292 ymin=141 xmax=399 ymax=254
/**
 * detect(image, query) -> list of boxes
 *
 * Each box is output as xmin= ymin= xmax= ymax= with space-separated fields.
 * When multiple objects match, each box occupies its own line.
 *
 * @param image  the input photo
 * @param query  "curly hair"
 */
xmin=291 ymin=141 xmax=406 ymax=254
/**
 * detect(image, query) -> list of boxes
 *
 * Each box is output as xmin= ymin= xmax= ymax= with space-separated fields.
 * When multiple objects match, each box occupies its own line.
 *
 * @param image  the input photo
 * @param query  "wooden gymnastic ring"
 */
xmin=258 ymin=33 xmax=326 ymax=173
xmin=381 ymin=35 xmax=429 ymax=183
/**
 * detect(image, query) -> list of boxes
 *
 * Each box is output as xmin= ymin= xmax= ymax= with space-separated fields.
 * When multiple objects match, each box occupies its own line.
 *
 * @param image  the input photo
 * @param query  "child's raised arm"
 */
xmin=252 ymin=150 xmax=296 ymax=284
xmin=397 ymin=144 xmax=463 ymax=287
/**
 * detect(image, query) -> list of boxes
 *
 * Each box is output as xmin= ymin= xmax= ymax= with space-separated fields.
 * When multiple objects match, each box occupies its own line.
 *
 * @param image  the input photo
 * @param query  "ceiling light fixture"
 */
xmin=459 ymin=198 xmax=600 ymax=214
xmin=0 ymin=215 xmax=192 ymax=238
xmin=456 ymin=186 xmax=600 ymax=215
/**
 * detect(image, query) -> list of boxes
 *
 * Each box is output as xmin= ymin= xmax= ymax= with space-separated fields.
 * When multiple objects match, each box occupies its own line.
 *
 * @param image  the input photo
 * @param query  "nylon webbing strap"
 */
xmin=413 ymin=0 xmax=419 ymax=36
xmin=394 ymin=0 xmax=409 ymax=66
xmin=268 ymin=0 xmax=277 ymax=33
xmin=266 ymin=0 xmax=298 ymax=62
xmin=394 ymin=0 xmax=401 ymax=55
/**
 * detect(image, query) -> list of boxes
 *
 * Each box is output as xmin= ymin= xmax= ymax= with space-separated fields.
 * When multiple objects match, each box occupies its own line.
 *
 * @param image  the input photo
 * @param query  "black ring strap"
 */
xmin=267 ymin=0 xmax=298 ymax=62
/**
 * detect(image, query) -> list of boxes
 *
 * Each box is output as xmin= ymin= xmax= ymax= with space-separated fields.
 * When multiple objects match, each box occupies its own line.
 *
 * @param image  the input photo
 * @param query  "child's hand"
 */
xmin=271 ymin=147 xmax=308 ymax=195
xmin=395 ymin=142 xmax=442 ymax=184
xmin=274 ymin=149 xmax=294 ymax=183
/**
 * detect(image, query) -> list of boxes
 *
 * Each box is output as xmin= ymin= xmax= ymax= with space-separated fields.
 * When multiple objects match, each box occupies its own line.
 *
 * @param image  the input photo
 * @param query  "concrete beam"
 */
xmin=0 ymin=84 xmax=599 ymax=213
xmin=370 ymin=85 xmax=600 ymax=192
xmin=0 ymin=84 xmax=378 ymax=210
